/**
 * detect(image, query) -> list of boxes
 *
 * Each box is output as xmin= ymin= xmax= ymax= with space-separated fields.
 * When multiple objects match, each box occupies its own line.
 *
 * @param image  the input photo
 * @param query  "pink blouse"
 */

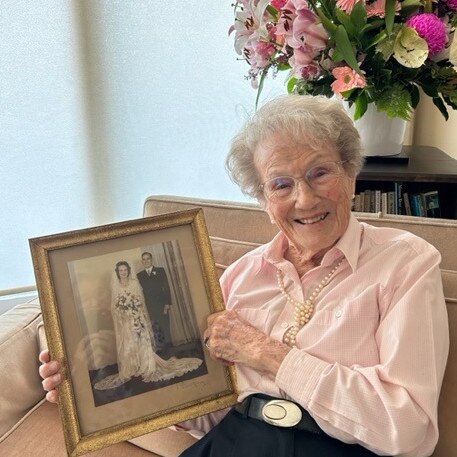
xmin=178 ymin=214 xmax=449 ymax=457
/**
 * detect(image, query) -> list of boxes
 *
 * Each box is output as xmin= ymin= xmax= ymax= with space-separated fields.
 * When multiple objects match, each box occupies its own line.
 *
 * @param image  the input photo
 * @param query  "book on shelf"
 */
xmin=403 ymin=192 xmax=412 ymax=216
xmin=394 ymin=182 xmax=404 ymax=215
xmin=410 ymin=194 xmax=426 ymax=217
xmin=421 ymin=191 xmax=441 ymax=218
xmin=387 ymin=191 xmax=395 ymax=214
xmin=355 ymin=184 xmax=442 ymax=218
xmin=364 ymin=189 xmax=372 ymax=212
xmin=381 ymin=192 xmax=388 ymax=214
xmin=374 ymin=190 xmax=381 ymax=213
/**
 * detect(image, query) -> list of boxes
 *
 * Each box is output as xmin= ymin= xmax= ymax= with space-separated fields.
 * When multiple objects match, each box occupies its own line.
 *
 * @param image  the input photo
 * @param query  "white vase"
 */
xmin=344 ymin=103 xmax=407 ymax=157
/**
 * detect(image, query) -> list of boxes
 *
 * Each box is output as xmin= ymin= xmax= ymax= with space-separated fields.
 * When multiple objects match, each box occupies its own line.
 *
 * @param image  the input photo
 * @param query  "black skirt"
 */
xmin=179 ymin=408 xmax=381 ymax=457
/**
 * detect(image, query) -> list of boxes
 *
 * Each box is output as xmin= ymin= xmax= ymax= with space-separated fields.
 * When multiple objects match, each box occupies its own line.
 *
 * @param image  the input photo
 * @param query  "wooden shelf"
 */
xmin=356 ymin=146 xmax=457 ymax=219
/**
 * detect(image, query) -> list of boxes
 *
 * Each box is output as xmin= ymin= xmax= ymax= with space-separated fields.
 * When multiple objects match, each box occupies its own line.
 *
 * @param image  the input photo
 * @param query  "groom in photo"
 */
xmin=137 ymin=252 xmax=173 ymax=354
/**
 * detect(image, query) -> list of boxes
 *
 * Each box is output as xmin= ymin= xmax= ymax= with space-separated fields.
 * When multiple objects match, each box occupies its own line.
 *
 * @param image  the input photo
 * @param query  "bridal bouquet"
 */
xmin=230 ymin=0 xmax=457 ymax=119
xmin=115 ymin=291 xmax=146 ymax=336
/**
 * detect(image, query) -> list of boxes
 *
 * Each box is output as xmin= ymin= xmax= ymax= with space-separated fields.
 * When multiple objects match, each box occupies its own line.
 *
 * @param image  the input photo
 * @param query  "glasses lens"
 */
xmin=264 ymin=176 xmax=295 ymax=200
xmin=306 ymin=162 xmax=341 ymax=189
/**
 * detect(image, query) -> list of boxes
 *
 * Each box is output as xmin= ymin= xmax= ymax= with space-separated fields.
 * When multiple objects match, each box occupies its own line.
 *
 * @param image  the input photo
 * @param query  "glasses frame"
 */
xmin=259 ymin=160 xmax=347 ymax=202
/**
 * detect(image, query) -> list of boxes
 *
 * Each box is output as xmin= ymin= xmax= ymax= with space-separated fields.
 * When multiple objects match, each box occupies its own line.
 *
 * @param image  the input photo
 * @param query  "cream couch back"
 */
xmin=144 ymin=195 xmax=457 ymax=457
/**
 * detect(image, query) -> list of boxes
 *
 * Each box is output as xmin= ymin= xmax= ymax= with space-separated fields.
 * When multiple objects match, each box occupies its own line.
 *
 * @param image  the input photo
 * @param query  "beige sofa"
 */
xmin=1 ymin=195 xmax=456 ymax=457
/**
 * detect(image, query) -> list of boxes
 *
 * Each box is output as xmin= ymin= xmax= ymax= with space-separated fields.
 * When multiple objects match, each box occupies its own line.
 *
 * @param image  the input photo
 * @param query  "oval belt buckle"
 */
xmin=261 ymin=399 xmax=302 ymax=428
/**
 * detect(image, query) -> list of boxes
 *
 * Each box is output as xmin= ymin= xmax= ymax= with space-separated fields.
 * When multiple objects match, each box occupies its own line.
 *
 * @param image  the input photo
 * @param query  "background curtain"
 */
xmin=149 ymin=241 xmax=200 ymax=345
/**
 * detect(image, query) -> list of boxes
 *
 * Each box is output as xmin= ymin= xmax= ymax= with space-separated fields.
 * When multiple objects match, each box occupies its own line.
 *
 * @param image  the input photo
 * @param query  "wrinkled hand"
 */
xmin=203 ymin=310 xmax=291 ymax=376
xmin=38 ymin=349 xmax=63 ymax=403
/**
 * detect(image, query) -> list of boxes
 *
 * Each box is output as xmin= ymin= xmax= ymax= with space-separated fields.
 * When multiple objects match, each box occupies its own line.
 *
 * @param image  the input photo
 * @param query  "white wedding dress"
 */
xmin=94 ymin=275 xmax=202 ymax=390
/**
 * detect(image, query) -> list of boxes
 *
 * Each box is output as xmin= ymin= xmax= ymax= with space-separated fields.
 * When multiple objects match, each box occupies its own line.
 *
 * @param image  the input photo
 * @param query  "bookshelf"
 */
xmin=355 ymin=146 xmax=457 ymax=219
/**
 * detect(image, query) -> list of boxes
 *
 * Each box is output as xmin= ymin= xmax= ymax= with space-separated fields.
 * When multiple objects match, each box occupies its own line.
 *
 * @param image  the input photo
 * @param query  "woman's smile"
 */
xmin=294 ymin=212 xmax=329 ymax=225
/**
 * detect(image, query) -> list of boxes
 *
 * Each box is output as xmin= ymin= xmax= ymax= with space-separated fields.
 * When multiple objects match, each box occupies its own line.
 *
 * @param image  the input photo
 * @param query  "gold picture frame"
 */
xmin=30 ymin=208 xmax=238 ymax=456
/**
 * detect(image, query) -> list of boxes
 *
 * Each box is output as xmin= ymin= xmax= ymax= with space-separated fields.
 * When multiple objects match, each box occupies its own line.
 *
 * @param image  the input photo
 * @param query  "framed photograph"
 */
xmin=30 ymin=208 xmax=238 ymax=456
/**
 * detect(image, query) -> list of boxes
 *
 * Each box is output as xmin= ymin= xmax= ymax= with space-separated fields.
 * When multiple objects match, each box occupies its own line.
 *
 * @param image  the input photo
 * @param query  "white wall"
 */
xmin=0 ymin=0 xmax=287 ymax=291
xmin=0 ymin=1 xmax=91 ymax=290
xmin=413 ymin=97 xmax=457 ymax=159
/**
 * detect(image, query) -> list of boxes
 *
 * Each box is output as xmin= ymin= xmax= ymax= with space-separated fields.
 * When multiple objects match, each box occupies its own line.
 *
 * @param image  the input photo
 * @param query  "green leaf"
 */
xmin=315 ymin=7 xmax=337 ymax=34
xmin=354 ymin=92 xmax=369 ymax=120
xmin=336 ymin=9 xmax=356 ymax=38
xmin=266 ymin=5 xmax=279 ymax=21
xmin=368 ymin=30 xmax=388 ymax=50
xmin=410 ymin=84 xmax=421 ymax=109
xmin=385 ymin=0 xmax=396 ymax=34
xmin=400 ymin=0 xmax=423 ymax=16
xmin=420 ymin=82 xmax=439 ymax=98
xmin=400 ymin=0 xmax=423 ymax=7
xmin=332 ymin=48 xmax=344 ymax=62
xmin=375 ymin=23 xmax=402 ymax=59
xmin=424 ymin=0 xmax=433 ymax=13
xmin=360 ymin=20 xmax=384 ymax=35
xmin=312 ymin=0 xmax=335 ymax=21
xmin=376 ymin=84 xmax=412 ymax=120
xmin=287 ymin=77 xmax=297 ymax=93
xmin=277 ymin=63 xmax=291 ymax=71
xmin=351 ymin=1 xmax=367 ymax=32
xmin=432 ymin=96 xmax=449 ymax=120
xmin=333 ymin=25 xmax=362 ymax=73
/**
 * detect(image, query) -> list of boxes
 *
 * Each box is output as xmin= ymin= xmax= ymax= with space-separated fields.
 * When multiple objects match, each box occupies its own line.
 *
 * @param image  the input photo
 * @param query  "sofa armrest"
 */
xmin=0 ymin=300 xmax=45 ymax=439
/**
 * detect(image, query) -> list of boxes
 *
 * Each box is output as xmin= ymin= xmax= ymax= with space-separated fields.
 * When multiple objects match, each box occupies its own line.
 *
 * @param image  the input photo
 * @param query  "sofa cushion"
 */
xmin=0 ymin=401 xmax=158 ymax=457
xmin=0 ymin=301 xmax=44 ymax=439
xmin=210 ymin=236 xmax=260 ymax=275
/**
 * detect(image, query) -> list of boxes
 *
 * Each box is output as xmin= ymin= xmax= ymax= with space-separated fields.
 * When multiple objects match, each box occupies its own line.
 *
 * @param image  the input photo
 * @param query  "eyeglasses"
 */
xmin=260 ymin=161 xmax=347 ymax=202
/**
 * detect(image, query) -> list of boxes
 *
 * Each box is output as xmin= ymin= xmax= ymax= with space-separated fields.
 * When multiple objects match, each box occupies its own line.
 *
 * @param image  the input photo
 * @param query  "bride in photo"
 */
xmin=94 ymin=260 xmax=202 ymax=390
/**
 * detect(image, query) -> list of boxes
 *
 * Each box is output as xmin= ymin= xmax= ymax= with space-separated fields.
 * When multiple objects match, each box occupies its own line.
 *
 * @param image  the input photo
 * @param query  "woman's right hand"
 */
xmin=38 ymin=349 xmax=63 ymax=403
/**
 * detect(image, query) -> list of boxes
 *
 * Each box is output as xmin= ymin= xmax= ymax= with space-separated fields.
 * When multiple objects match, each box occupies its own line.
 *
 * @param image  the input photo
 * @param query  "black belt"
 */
xmin=233 ymin=394 xmax=324 ymax=435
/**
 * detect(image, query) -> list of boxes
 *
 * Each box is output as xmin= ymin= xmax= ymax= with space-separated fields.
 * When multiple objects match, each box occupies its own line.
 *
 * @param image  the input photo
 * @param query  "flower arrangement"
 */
xmin=230 ymin=0 xmax=457 ymax=120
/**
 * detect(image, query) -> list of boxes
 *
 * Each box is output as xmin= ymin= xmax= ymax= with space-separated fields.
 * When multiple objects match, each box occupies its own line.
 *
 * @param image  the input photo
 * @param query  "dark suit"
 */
xmin=137 ymin=267 xmax=172 ymax=348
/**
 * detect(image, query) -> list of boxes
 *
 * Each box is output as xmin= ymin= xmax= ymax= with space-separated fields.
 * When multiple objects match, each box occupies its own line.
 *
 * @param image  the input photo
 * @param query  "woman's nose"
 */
xmin=294 ymin=179 xmax=320 ymax=207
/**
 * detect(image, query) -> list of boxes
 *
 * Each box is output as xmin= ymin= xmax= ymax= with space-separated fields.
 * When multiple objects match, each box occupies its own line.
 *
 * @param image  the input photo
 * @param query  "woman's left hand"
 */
xmin=203 ymin=310 xmax=291 ymax=376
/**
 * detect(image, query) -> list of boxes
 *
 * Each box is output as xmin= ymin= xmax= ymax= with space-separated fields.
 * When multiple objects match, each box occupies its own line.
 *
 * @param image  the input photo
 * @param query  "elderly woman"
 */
xmin=39 ymin=95 xmax=449 ymax=457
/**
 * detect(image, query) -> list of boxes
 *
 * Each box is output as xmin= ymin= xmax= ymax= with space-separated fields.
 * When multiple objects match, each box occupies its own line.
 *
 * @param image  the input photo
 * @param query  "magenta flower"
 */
xmin=407 ymin=14 xmax=448 ymax=55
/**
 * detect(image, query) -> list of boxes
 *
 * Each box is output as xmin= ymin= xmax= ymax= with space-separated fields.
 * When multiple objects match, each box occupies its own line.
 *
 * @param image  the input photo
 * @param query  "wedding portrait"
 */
xmin=68 ymin=241 xmax=207 ymax=406
xmin=30 ymin=210 xmax=237 ymax=453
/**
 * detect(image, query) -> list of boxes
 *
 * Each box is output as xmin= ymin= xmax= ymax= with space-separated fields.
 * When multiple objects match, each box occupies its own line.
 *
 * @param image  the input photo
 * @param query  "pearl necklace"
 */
xmin=277 ymin=258 xmax=343 ymax=347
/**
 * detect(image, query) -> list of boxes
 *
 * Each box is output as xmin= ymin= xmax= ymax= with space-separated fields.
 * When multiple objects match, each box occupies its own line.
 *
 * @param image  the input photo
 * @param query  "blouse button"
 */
xmin=335 ymin=309 xmax=342 ymax=318
xmin=281 ymin=322 xmax=288 ymax=329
